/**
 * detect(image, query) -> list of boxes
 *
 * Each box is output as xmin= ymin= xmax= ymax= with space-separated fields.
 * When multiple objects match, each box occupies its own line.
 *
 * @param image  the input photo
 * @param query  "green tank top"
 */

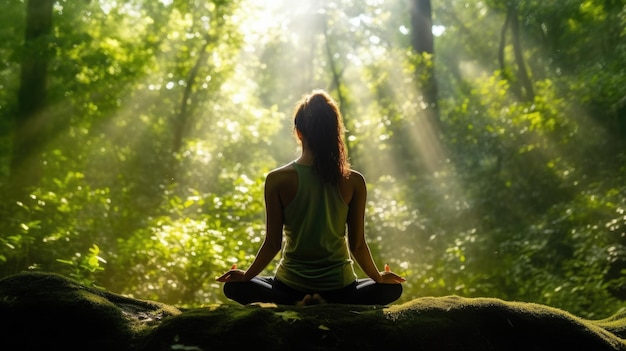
xmin=275 ymin=162 xmax=357 ymax=291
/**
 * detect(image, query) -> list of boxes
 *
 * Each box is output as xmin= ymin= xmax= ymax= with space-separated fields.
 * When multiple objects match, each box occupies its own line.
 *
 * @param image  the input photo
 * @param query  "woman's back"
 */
xmin=272 ymin=162 xmax=356 ymax=291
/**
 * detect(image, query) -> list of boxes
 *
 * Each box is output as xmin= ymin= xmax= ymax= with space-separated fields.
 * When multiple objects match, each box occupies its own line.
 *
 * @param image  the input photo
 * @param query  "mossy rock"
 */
xmin=0 ymin=271 xmax=180 ymax=351
xmin=1 ymin=271 xmax=625 ymax=351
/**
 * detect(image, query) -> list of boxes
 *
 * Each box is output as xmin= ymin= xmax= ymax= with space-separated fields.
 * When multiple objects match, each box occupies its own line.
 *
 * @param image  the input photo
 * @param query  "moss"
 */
xmin=138 ymin=298 xmax=626 ymax=351
xmin=1 ymin=272 xmax=626 ymax=351
xmin=593 ymin=309 xmax=626 ymax=339
xmin=0 ymin=271 xmax=179 ymax=351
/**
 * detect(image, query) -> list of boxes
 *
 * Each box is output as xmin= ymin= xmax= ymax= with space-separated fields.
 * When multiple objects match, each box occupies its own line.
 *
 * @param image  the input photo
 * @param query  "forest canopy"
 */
xmin=1 ymin=0 xmax=625 ymax=319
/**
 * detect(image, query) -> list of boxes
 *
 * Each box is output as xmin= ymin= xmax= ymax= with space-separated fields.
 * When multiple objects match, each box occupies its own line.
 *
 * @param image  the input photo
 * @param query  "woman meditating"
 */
xmin=216 ymin=90 xmax=405 ymax=306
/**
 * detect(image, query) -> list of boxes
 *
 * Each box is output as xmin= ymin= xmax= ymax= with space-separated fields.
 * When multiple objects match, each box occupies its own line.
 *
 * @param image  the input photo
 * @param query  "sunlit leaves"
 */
xmin=115 ymin=179 xmax=266 ymax=305
xmin=56 ymin=244 xmax=107 ymax=286
xmin=1 ymin=0 xmax=625 ymax=319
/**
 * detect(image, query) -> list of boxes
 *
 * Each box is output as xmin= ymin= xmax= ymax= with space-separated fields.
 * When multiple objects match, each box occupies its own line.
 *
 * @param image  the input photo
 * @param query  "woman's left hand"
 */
xmin=379 ymin=271 xmax=406 ymax=284
xmin=378 ymin=263 xmax=406 ymax=284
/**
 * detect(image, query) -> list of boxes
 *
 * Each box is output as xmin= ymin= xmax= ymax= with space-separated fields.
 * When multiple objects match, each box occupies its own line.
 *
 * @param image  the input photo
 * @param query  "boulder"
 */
xmin=1 ymin=271 xmax=625 ymax=351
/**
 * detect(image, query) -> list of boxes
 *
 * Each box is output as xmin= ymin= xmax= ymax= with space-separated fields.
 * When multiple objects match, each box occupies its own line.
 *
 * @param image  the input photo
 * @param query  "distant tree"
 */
xmin=392 ymin=0 xmax=441 ymax=175
xmin=498 ymin=2 xmax=534 ymax=101
xmin=411 ymin=0 xmax=434 ymax=55
xmin=409 ymin=0 xmax=438 ymax=116
xmin=9 ymin=0 xmax=54 ymax=196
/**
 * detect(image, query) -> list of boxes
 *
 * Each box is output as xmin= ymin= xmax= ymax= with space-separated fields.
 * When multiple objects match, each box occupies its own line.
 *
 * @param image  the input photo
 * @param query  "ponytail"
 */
xmin=294 ymin=90 xmax=350 ymax=183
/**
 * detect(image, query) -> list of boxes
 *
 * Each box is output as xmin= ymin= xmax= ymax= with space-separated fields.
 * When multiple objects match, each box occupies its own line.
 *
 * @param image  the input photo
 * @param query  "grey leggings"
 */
xmin=223 ymin=276 xmax=403 ymax=305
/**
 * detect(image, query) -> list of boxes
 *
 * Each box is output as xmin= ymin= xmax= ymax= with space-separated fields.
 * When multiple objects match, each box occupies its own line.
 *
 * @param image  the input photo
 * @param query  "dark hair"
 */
xmin=294 ymin=90 xmax=350 ymax=183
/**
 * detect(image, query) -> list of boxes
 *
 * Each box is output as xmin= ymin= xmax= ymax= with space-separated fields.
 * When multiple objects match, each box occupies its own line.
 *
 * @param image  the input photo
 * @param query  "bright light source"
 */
xmin=432 ymin=25 xmax=445 ymax=36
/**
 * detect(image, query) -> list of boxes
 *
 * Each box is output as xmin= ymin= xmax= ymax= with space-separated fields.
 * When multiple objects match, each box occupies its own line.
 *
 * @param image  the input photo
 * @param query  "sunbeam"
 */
xmin=2 ymin=0 xmax=624 ymax=316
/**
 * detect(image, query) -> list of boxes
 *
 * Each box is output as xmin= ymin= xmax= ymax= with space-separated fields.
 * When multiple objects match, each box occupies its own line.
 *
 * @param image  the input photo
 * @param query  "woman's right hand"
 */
xmin=216 ymin=269 xmax=247 ymax=282
xmin=216 ymin=264 xmax=249 ymax=283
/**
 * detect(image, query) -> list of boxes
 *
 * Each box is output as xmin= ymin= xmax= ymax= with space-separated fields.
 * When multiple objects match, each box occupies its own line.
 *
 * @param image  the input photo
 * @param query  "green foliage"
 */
xmin=0 ymin=0 xmax=625 ymax=319
xmin=113 ymin=174 xmax=267 ymax=306
xmin=56 ymin=244 xmax=106 ymax=287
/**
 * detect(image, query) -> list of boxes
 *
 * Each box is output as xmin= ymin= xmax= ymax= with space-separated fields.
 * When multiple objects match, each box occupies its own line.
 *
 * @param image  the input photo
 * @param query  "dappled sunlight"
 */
xmin=2 ymin=0 xmax=624 ymax=316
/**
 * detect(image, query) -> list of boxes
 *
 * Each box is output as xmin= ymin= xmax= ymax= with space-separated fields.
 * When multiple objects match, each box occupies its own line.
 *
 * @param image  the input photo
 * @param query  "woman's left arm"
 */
xmin=347 ymin=172 xmax=405 ymax=284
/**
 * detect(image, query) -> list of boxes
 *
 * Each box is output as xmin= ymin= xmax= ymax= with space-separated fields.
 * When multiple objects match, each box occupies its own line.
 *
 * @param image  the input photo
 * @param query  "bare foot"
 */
xmin=311 ymin=293 xmax=326 ymax=305
xmin=295 ymin=294 xmax=312 ymax=306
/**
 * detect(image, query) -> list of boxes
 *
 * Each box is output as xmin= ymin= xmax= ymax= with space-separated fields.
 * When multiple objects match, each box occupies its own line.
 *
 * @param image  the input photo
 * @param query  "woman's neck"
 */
xmin=296 ymin=148 xmax=314 ymax=166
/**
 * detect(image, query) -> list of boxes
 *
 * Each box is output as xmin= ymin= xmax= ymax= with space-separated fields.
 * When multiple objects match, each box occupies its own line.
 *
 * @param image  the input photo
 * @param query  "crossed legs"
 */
xmin=223 ymin=277 xmax=402 ymax=306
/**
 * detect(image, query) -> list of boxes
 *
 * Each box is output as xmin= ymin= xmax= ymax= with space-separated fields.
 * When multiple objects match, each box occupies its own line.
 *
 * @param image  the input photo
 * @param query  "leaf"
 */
xmin=88 ymin=255 xmax=99 ymax=267
xmin=89 ymin=244 xmax=100 ymax=255
xmin=274 ymin=310 xmax=301 ymax=323
xmin=56 ymin=259 xmax=75 ymax=266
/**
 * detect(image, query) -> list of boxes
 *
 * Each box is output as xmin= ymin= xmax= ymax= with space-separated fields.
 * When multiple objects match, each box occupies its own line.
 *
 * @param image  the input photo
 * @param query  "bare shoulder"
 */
xmin=265 ymin=163 xmax=297 ymax=189
xmin=266 ymin=163 xmax=298 ymax=204
xmin=267 ymin=163 xmax=296 ymax=178
xmin=339 ymin=169 xmax=366 ymax=204
xmin=347 ymin=169 xmax=366 ymax=188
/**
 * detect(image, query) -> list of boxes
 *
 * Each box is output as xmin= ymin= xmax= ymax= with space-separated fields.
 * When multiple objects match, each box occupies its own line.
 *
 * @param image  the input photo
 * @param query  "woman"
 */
xmin=216 ymin=90 xmax=405 ymax=306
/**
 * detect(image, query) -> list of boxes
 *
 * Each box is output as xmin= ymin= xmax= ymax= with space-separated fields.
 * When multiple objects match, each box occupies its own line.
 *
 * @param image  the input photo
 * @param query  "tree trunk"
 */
xmin=401 ymin=0 xmax=441 ymax=175
xmin=499 ymin=4 xmax=534 ymax=102
xmin=172 ymin=39 xmax=210 ymax=154
xmin=410 ymin=0 xmax=434 ymax=55
xmin=510 ymin=7 xmax=534 ymax=102
xmin=9 ymin=0 xmax=55 ymax=196
xmin=498 ymin=9 xmax=511 ymax=76
xmin=410 ymin=0 xmax=438 ymax=117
